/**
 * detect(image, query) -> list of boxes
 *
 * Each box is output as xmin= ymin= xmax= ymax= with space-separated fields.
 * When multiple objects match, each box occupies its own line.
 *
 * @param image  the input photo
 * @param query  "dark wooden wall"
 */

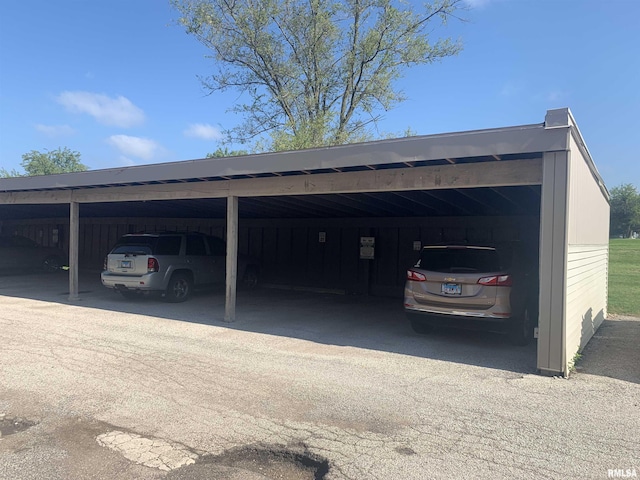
xmin=2 ymin=216 xmax=539 ymax=297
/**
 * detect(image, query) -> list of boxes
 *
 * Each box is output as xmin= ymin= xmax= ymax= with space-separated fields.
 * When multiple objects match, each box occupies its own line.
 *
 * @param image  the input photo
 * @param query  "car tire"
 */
xmin=42 ymin=255 xmax=63 ymax=273
xmin=241 ymin=266 xmax=259 ymax=290
xmin=164 ymin=273 xmax=192 ymax=303
xmin=508 ymin=306 xmax=534 ymax=346
xmin=410 ymin=317 xmax=434 ymax=335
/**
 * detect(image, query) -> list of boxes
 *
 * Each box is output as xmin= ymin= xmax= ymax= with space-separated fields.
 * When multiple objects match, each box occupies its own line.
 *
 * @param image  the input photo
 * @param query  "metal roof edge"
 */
xmin=0 ymin=118 xmax=557 ymax=194
xmin=545 ymin=107 xmax=609 ymax=202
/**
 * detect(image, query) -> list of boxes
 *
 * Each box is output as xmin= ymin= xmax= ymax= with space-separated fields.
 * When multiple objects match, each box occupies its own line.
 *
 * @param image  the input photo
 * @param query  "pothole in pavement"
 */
xmin=165 ymin=445 xmax=330 ymax=480
xmin=0 ymin=414 xmax=37 ymax=437
xmin=96 ymin=428 xmax=329 ymax=479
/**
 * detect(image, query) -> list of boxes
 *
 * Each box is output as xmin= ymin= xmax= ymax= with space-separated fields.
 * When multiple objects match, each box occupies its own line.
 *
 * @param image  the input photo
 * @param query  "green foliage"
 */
xmin=206 ymin=147 xmax=249 ymax=158
xmin=172 ymin=0 xmax=463 ymax=151
xmin=0 ymin=167 xmax=22 ymax=177
xmin=609 ymin=239 xmax=640 ymax=315
xmin=1 ymin=147 xmax=88 ymax=177
xmin=569 ymin=352 xmax=582 ymax=373
xmin=610 ymin=184 xmax=640 ymax=238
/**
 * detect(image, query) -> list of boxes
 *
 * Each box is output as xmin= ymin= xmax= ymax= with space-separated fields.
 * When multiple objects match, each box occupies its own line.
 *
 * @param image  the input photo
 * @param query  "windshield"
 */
xmin=111 ymin=244 xmax=153 ymax=255
xmin=111 ymin=235 xmax=182 ymax=255
xmin=418 ymin=247 xmax=501 ymax=273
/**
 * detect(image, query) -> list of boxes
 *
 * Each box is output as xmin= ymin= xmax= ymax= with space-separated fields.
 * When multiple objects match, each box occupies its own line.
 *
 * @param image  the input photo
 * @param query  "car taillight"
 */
xmin=147 ymin=257 xmax=159 ymax=273
xmin=103 ymin=257 xmax=107 ymax=270
xmin=407 ymin=270 xmax=427 ymax=282
xmin=478 ymin=275 xmax=512 ymax=286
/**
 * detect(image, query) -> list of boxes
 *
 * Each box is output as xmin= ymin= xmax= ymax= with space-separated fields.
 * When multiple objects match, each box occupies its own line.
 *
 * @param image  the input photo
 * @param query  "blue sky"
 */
xmin=0 ymin=0 xmax=638 ymax=189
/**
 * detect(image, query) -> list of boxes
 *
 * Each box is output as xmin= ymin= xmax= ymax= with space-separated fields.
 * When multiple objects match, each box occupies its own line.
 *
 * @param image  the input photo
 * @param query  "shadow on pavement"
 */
xmin=1 ymin=270 xmax=538 ymax=376
xmin=577 ymin=316 xmax=640 ymax=385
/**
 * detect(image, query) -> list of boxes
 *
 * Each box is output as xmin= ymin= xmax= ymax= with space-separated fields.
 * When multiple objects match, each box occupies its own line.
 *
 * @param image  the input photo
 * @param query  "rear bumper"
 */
xmin=405 ymin=310 xmax=512 ymax=333
xmin=403 ymin=302 xmax=511 ymax=321
xmin=101 ymin=271 xmax=166 ymax=291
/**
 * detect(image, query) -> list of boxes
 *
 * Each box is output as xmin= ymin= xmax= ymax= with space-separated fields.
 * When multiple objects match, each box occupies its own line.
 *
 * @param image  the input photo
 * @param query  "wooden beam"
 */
xmin=449 ymin=189 xmax=500 ymax=216
xmin=359 ymin=192 xmax=416 ymax=216
xmin=390 ymin=191 xmax=441 ymax=216
xmin=420 ymin=190 xmax=476 ymax=216
xmin=224 ymin=196 xmax=238 ymax=322
xmin=68 ymin=201 xmax=79 ymax=301
xmin=0 ymin=159 xmax=542 ymax=205
xmin=241 ymin=196 xmax=328 ymax=218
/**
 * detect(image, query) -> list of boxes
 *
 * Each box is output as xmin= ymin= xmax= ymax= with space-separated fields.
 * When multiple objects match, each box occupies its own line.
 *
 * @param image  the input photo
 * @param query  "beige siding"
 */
xmin=567 ymin=136 xmax=610 ymax=245
xmin=565 ymin=245 xmax=608 ymax=355
xmin=563 ymin=134 xmax=610 ymax=371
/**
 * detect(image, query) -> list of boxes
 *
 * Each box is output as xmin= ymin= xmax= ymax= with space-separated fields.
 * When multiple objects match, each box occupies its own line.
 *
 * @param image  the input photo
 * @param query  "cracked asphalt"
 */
xmin=1 ymin=272 xmax=639 ymax=479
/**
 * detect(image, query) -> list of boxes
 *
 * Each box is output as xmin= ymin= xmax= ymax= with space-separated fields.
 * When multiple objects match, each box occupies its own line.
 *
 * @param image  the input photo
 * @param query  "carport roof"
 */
xmin=1 ymin=121 xmax=563 ymax=193
xmin=0 ymin=108 xmax=608 ymax=222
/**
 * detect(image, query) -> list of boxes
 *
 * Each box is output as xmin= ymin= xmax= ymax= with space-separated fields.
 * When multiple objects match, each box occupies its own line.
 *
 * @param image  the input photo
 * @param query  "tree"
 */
xmin=206 ymin=147 xmax=249 ymax=158
xmin=610 ymin=183 xmax=640 ymax=238
xmin=172 ymin=0 xmax=463 ymax=150
xmin=0 ymin=147 xmax=88 ymax=177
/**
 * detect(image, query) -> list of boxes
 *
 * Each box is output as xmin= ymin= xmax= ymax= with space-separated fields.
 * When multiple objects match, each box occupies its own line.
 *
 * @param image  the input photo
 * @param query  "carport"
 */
xmin=0 ymin=108 xmax=610 ymax=376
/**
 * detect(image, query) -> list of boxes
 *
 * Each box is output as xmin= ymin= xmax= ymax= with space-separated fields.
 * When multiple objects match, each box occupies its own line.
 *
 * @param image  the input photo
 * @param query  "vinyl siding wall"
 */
xmin=564 ymin=134 xmax=610 ymax=370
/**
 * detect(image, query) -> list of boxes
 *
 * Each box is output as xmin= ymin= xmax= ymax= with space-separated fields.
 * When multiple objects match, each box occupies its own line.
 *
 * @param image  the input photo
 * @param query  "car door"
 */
xmin=185 ymin=234 xmax=215 ymax=285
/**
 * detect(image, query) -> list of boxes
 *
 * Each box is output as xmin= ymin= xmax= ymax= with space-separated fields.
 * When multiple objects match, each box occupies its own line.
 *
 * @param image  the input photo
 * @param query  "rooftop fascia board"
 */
xmin=0 ymin=120 xmax=565 ymax=194
xmin=545 ymin=107 xmax=609 ymax=201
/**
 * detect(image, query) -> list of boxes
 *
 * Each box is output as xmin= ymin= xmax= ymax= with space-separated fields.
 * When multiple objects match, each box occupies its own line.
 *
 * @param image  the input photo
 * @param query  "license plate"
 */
xmin=441 ymin=283 xmax=461 ymax=295
xmin=120 ymin=260 xmax=132 ymax=268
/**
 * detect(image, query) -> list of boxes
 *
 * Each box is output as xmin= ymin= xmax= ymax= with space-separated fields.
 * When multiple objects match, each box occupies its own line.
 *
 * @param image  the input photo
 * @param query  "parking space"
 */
xmin=0 ymin=270 xmax=537 ymax=375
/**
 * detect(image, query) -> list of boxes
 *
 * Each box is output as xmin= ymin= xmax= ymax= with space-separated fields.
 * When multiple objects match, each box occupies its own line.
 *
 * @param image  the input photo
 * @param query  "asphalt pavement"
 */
xmin=0 ymin=272 xmax=638 ymax=479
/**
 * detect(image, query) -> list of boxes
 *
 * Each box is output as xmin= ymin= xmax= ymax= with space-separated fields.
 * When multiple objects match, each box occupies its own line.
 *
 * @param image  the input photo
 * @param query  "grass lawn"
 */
xmin=608 ymin=239 xmax=640 ymax=316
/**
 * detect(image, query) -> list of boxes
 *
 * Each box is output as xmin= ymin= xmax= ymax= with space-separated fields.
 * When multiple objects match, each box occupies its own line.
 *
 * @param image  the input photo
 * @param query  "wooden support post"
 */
xmin=224 ymin=196 xmax=238 ymax=322
xmin=537 ymin=151 xmax=569 ymax=376
xmin=68 ymin=201 xmax=80 ymax=301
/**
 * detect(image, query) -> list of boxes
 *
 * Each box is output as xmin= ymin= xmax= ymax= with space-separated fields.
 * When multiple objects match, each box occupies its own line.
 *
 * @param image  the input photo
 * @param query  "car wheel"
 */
xmin=241 ymin=266 xmax=259 ymax=290
xmin=508 ymin=306 xmax=534 ymax=346
xmin=164 ymin=273 xmax=192 ymax=303
xmin=410 ymin=317 xmax=434 ymax=335
xmin=42 ymin=256 xmax=63 ymax=273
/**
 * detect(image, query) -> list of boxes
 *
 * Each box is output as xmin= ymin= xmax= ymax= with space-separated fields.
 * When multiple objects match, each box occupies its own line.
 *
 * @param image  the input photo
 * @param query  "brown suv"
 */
xmin=404 ymin=244 xmax=537 ymax=345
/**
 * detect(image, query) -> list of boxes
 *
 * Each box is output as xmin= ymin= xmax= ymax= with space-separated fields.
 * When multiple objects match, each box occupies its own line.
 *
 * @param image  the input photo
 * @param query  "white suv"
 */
xmin=101 ymin=232 xmax=259 ymax=302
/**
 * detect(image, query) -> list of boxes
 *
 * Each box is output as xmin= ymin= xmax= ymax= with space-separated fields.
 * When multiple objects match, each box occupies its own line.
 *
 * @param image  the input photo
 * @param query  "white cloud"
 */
xmin=183 ymin=123 xmax=223 ymax=140
xmin=56 ymin=91 xmax=145 ymax=127
xmin=464 ymin=0 xmax=502 ymax=8
xmin=35 ymin=124 xmax=75 ymax=137
xmin=107 ymin=135 xmax=160 ymax=160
